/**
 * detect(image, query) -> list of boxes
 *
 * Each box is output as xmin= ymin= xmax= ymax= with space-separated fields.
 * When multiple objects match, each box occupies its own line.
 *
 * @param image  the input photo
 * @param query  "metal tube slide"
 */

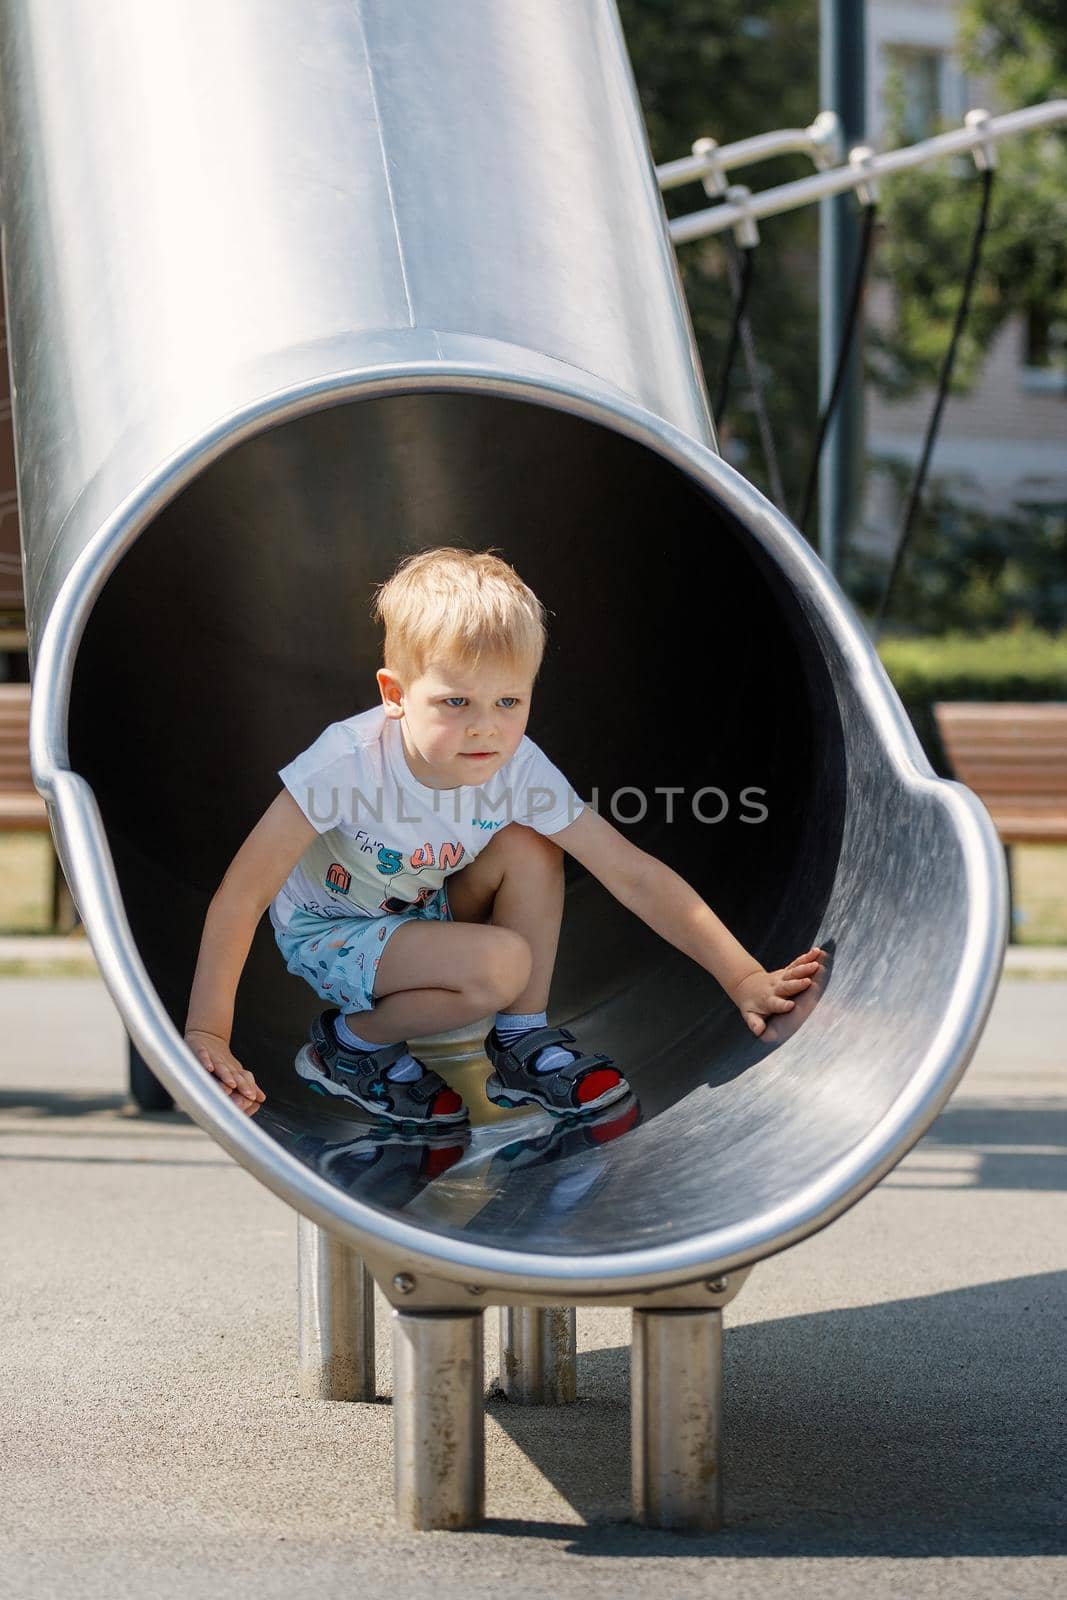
xmin=2 ymin=0 xmax=1006 ymax=1316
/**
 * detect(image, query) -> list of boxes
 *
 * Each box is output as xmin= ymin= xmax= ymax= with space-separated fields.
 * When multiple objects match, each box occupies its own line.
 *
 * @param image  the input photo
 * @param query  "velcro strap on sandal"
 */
xmin=546 ymin=1051 xmax=617 ymax=1086
xmin=494 ymin=1026 xmax=614 ymax=1088
xmin=497 ymin=1025 xmax=577 ymax=1069
xmin=313 ymin=1012 xmax=409 ymax=1079
xmin=330 ymin=1037 xmax=446 ymax=1102
xmin=404 ymin=1066 xmax=452 ymax=1104
xmin=334 ymin=1039 xmax=409 ymax=1076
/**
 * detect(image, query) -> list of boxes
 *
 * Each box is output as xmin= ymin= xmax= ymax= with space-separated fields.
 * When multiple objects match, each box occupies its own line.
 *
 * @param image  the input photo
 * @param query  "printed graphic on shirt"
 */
xmin=318 ymin=838 xmax=466 ymax=914
xmin=325 ymin=862 xmax=352 ymax=895
xmin=268 ymin=705 xmax=584 ymax=934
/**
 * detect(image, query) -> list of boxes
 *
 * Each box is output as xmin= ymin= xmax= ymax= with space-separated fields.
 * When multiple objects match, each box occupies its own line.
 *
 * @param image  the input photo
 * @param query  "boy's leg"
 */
xmin=444 ymin=823 xmax=565 ymax=1014
xmin=337 ymin=824 xmax=561 ymax=1045
xmin=281 ymin=901 xmax=528 ymax=1047
xmin=340 ymin=925 xmax=531 ymax=1045
xmin=451 ymin=825 xmax=628 ymax=1109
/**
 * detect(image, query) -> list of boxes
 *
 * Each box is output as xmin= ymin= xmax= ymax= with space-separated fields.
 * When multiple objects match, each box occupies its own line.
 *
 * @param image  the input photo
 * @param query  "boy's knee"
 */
xmin=470 ymin=928 xmax=533 ymax=1010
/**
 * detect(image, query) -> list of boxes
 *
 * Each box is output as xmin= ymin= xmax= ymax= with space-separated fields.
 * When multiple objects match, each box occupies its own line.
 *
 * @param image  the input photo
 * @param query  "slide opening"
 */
xmin=68 ymin=390 xmax=845 ymax=1255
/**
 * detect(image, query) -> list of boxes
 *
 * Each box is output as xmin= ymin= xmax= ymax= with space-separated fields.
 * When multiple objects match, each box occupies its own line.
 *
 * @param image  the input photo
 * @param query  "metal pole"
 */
xmin=296 ymin=1215 xmax=376 ymax=1401
xmin=818 ymin=0 xmax=867 ymax=578
xmin=632 ymin=1307 xmax=724 ymax=1533
xmin=497 ymin=1306 xmax=577 ymax=1404
xmin=393 ymin=1309 xmax=485 ymax=1531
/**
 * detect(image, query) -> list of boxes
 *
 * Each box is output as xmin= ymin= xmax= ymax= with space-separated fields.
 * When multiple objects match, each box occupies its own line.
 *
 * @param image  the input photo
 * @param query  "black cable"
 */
xmin=796 ymin=201 xmax=879 ymax=535
xmin=873 ymin=165 xmax=996 ymax=640
xmin=713 ymin=244 xmax=755 ymax=427
xmin=721 ymin=230 xmax=786 ymax=510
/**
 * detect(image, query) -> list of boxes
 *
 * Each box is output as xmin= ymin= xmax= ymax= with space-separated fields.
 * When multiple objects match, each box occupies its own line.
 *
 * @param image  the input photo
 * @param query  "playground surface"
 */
xmin=2 ymin=967 xmax=1064 ymax=1599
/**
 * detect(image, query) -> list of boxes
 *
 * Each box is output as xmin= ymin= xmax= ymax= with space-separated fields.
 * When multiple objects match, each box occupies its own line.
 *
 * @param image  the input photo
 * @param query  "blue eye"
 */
xmin=444 ymin=697 xmax=520 ymax=708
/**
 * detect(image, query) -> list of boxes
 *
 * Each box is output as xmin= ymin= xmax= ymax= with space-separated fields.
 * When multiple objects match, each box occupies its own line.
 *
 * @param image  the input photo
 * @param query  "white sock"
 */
xmin=334 ymin=1014 xmax=423 ymax=1082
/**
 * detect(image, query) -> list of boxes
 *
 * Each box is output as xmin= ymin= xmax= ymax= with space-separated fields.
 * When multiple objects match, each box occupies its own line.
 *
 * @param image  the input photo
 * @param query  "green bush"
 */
xmin=841 ymin=468 xmax=1067 ymax=637
xmin=876 ymin=625 xmax=1067 ymax=775
xmin=878 ymin=624 xmax=1067 ymax=700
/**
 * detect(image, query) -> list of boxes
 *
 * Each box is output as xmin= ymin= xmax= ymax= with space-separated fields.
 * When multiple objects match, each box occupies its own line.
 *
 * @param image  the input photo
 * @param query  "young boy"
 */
xmin=184 ymin=547 xmax=824 ymax=1122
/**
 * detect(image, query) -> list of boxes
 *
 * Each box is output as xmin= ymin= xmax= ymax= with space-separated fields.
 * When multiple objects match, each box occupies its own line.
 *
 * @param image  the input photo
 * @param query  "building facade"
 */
xmin=860 ymin=0 xmax=1065 ymax=560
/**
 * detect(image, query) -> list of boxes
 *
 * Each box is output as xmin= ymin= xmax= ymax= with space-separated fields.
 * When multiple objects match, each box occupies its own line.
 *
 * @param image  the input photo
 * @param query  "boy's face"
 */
xmin=377 ymin=657 xmax=535 ymax=789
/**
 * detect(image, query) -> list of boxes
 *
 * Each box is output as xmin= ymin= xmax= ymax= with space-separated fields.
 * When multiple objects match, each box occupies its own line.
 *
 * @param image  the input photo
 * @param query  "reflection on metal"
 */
xmin=1 ymin=0 xmax=1007 ymax=1533
xmin=296 ymin=1216 xmax=375 ymax=1402
xmin=393 ymin=1310 xmax=485 ymax=1532
xmin=498 ymin=1306 xmax=578 ymax=1405
xmin=279 ymin=1117 xmax=473 ymax=1209
xmin=632 ymin=1309 xmax=723 ymax=1532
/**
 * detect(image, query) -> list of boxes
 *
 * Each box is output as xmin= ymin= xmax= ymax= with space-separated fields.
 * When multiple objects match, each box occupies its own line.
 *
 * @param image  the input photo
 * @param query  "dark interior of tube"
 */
xmin=69 ymin=391 xmax=845 ymax=1255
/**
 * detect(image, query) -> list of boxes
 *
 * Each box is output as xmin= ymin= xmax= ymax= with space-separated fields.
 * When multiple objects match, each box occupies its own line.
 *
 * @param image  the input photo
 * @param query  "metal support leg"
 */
xmin=632 ymin=1307 xmax=723 ymax=1532
xmin=1004 ymin=841 xmax=1016 ymax=944
xmin=296 ymin=1215 xmax=375 ymax=1400
xmin=497 ymin=1305 xmax=577 ymax=1404
xmin=393 ymin=1309 xmax=485 ymax=1531
xmin=49 ymin=854 xmax=74 ymax=932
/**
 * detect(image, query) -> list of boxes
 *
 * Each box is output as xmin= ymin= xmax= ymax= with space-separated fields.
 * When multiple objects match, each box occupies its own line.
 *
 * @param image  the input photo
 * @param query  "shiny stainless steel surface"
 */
xmin=632 ymin=1308 xmax=724 ymax=1531
xmin=1 ymin=0 xmax=712 ymax=644
xmin=498 ymin=1306 xmax=578 ymax=1405
xmin=1 ymin=0 xmax=1006 ymax=1307
xmin=296 ymin=1216 xmax=376 ymax=1402
xmin=393 ymin=1310 xmax=485 ymax=1531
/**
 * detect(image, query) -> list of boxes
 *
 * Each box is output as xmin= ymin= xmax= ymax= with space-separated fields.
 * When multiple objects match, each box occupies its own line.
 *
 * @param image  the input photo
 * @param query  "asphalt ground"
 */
xmin=2 ymin=968 xmax=1064 ymax=1598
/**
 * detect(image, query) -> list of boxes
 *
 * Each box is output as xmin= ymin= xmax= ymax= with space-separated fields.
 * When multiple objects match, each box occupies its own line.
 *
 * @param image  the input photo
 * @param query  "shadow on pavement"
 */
xmin=912 ymin=1099 xmax=1067 ymax=1191
xmin=487 ymin=1269 xmax=1067 ymax=1557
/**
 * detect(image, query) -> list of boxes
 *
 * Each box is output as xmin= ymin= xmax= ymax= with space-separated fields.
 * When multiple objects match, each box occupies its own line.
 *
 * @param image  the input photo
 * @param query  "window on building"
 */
xmin=1024 ymin=305 xmax=1067 ymax=370
xmin=884 ymin=45 xmax=946 ymax=143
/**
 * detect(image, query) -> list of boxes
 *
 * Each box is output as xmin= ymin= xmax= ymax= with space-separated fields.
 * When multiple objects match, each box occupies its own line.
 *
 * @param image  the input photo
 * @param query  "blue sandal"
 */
xmin=296 ymin=1008 xmax=469 ymax=1126
xmin=483 ymin=1024 xmax=630 ymax=1117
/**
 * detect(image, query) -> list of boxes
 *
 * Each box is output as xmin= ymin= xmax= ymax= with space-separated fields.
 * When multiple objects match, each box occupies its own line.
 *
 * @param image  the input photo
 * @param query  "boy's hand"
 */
xmin=185 ymin=1029 xmax=266 ymax=1115
xmin=730 ymin=947 xmax=826 ymax=1038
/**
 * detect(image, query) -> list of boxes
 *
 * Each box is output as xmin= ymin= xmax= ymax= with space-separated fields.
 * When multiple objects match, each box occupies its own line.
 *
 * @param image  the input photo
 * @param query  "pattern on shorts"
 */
xmin=275 ymin=883 xmax=452 ymax=1011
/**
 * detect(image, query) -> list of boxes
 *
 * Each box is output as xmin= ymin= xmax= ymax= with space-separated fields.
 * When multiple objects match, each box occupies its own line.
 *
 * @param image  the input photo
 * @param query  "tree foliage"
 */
xmin=842 ymin=464 xmax=1067 ymax=633
xmin=616 ymin=0 xmax=821 ymax=508
xmin=616 ymin=2 xmax=1066 ymax=638
xmin=869 ymin=0 xmax=1067 ymax=399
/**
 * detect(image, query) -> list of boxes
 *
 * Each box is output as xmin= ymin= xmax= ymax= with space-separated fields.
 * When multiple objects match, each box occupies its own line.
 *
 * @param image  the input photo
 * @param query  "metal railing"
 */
xmin=655 ymin=110 xmax=843 ymax=191
xmin=663 ymin=101 xmax=1067 ymax=245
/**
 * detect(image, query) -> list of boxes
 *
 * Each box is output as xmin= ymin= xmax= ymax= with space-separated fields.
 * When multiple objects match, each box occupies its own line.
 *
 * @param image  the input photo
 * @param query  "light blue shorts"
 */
xmin=274 ymin=884 xmax=453 ymax=1013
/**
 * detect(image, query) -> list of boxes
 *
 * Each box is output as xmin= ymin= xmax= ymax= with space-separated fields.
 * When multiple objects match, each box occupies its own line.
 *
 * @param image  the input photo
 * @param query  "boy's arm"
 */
xmin=553 ymin=807 xmax=764 ymax=998
xmin=552 ymin=809 xmax=824 ymax=1035
xmin=185 ymin=788 xmax=319 ymax=1044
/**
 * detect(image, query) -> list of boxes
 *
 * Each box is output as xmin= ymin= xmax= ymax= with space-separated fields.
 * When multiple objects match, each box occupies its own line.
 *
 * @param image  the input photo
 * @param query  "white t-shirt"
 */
xmin=269 ymin=704 xmax=585 ymax=931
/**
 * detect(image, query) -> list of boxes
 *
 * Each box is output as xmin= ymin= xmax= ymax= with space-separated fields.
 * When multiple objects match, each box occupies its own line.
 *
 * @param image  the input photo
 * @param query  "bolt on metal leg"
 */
xmin=632 ymin=1307 xmax=724 ymax=1532
xmin=393 ymin=1308 xmax=485 ymax=1531
xmin=497 ymin=1305 xmax=577 ymax=1404
xmin=296 ymin=1215 xmax=375 ymax=1400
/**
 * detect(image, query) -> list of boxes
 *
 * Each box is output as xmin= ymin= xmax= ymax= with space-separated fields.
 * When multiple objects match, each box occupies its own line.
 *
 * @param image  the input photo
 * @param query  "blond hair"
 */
xmin=370 ymin=546 xmax=548 ymax=688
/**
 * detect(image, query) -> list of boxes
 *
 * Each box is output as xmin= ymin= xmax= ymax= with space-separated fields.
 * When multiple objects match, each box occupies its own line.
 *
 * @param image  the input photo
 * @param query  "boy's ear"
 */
xmin=376 ymin=667 xmax=404 ymax=714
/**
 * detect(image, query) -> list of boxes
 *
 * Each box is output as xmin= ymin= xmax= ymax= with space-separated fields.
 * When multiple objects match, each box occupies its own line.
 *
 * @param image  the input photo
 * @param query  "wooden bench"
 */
xmin=0 ymin=682 xmax=77 ymax=932
xmin=933 ymin=701 xmax=1067 ymax=942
